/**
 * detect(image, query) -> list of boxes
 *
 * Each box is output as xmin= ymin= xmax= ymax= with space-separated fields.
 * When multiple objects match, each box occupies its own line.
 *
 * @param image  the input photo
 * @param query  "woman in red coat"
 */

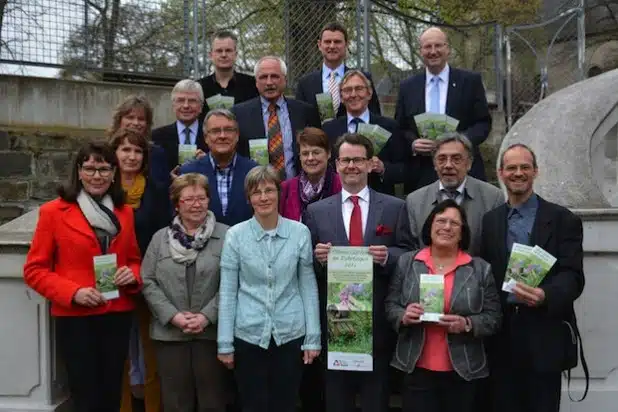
xmin=24 ymin=140 xmax=142 ymax=412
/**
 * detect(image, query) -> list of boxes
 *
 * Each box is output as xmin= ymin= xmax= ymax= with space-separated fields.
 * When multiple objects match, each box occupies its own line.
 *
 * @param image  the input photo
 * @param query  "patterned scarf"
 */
xmin=299 ymin=170 xmax=326 ymax=207
xmin=123 ymin=174 xmax=146 ymax=209
xmin=167 ymin=211 xmax=216 ymax=264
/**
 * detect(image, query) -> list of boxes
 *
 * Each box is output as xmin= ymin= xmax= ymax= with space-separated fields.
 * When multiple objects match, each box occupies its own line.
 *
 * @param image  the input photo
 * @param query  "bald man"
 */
xmin=395 ymin=27 xmax=492 ymax=192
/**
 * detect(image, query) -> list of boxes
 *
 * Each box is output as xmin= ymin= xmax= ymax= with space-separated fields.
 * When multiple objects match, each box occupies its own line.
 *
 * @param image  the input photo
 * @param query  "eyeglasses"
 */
xmin=435 ymin=154 xmax=467 ymax=166
xmin=174 ymin=97 xmax=201 ymax=106
xmin=434 ymin=218 xmax=462 ymax=229
xmin=337 ymin=157 xmax=367 ymax=166
xmin=207 ymin=127 xmax=237 ymax=135
xmin=341 ymin=86 xmax=368 ymax=95
xmin=300 ymin=149 xmax=327 ymax=158
xmin=179 ymin=197 xmax=208 ymax=205
xmin=250 ymin=188 xmax=277 ymax=197
xmin=80 ymin=166 xmax=114 ymax=177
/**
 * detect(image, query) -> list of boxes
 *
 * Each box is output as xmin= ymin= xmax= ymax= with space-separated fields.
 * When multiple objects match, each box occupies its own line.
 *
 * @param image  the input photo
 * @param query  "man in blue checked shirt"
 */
xmin=179 ymin=108 xmax=258 ymax=227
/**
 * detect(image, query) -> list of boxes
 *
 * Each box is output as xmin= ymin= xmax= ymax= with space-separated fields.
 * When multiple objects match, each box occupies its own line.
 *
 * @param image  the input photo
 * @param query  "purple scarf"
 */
xmin=299 ymin=171 xmax=326 ymax=206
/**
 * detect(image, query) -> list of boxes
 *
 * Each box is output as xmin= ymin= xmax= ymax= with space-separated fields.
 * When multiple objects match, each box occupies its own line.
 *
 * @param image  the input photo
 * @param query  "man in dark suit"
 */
xmin=395 ymin=27 xmax=491 ymax=192
xmin=178 ymin=108 xmax=257 ymax=227
xmin=232 ymin=56 xmax=320 ymax=179
xmin=152 ymin=79 xmax=208 ymax=173
xmin=323 ymin=69 xmax=412 ymax=196
xmin=197 ymin=30 xmax=259 ymax=125
xmin=295 ymin=22 xmax=381 ymax=120
xmin=480 ymin=143 xmax=585 ymax=412
xmin=304 ymin=133 xmax=416 ymax=412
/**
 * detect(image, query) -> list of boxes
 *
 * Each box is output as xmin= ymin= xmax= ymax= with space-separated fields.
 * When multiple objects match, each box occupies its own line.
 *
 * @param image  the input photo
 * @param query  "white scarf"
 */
xmin=76 ymin=190 xmax=119 ymax=236
xmin=168 ymin=211 xmax=216 ymax=264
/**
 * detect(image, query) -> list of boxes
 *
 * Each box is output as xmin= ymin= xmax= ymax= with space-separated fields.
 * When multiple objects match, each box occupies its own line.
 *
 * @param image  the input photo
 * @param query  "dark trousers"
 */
xmin=402 ymin=367 xmax=476 ymax=412
xmin=56 ymin=312 xmax=133 ymax=412
xmin=234 ymin=337 xmax=304 ymax=412
xmin=155 ymin=339 xmax=226 ymax=412
xmin=490 ymin=365 xmax=562 ymax=412
xmin=299 ymin=357 xmax=325 ymax=412
xmin=325 ymin=353 xmax=391 ymax=412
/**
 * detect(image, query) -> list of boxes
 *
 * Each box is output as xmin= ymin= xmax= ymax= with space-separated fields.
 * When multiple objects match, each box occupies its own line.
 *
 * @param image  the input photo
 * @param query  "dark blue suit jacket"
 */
xmin=322 ymin=113 xmax=413 ymax=196
xmin=152 ymin=122 xmax=208 ymax=173
xmin=178 ymin=154 xmax=258 ymax=227
xmin=295 ymin=66 xmax=382 ymax=117
xmin=395 ymin=67 xmax=491 ymax=190
xmin=134 ymin=172 xmax=172 ymax=257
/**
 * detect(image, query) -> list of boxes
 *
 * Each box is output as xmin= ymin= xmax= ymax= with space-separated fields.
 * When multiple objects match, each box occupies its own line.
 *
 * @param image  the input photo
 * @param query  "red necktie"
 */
xmin=349 ymin=196 xmax=363 ymax=246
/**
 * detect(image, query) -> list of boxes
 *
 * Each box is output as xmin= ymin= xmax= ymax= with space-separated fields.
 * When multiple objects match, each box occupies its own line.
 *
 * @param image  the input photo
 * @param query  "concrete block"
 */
xmin=0 ymin=181 xmax=30 ymax=202
xmin=0 ymin=153 xmax=32 ymax=177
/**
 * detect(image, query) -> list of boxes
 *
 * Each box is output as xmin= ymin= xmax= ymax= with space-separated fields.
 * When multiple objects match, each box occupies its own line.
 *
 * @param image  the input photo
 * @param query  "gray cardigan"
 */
xmin=141 ymin=222 xmax=229 ymax=341
xmin=385 ymin=251 xmax=502 ymax=381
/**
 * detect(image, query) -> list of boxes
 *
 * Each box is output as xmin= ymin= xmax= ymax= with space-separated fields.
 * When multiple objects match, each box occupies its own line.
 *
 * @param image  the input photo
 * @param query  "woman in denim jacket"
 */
xmin=385 ymin=199 xmax=501 ymax=412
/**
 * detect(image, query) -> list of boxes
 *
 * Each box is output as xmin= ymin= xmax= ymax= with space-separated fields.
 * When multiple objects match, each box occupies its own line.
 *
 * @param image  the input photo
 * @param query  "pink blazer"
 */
xmin=279 ymin=171 xmax=342 ymax=221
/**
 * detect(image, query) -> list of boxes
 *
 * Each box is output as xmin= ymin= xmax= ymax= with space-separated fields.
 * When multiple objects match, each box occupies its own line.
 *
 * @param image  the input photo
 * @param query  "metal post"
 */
xmin=203 ymin=0 xmax=208 ymax=77
xmin=84 ymin=1 xmax=89 ymax=68
xmin=284 ymin=0 xmax=291 ymax=84
xmin=363 ymin=0 xmax=370 ymax=72
xmin=355 ymin=0 xmax=362 ymax=68
xmin=494 ymin=24 xmax=504 ymax=113
xmin=183 ymin=0 xmax=191 ymax=77
xmin=576 ymin=0 xmax=586 ymax=80
xmin=193 ymin=0 xmax=199 ymax=78
xmin=505 ymin=29 xmax=513 ymax=130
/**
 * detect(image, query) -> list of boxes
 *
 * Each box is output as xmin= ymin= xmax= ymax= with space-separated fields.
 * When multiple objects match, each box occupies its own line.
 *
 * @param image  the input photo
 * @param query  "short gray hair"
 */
xmin=432 ymin=132 xmax=474 ymax=161
xmin=171 ymin=79 xmax=205 ymax=104
xmin=244 ymin=165 xmax=281 ymax=199
xmin=203 ymin=108 xmax=238 ymax=128
xmin=254 ymin=56 xmax=288 ymax=77
xmin=340 ymin=69 xmax=373 ymax=91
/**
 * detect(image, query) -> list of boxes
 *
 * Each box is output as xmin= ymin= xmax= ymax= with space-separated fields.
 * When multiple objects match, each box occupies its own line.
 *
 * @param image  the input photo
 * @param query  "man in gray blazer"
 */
xmin=406 ymin=132 xmax=503 ymax=256
xmin=304 ymin=133 xmax=416 ymax=412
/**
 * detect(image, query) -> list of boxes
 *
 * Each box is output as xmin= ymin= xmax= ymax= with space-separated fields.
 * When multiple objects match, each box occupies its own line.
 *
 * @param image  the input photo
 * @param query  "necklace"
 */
xmin=437 ymin=264 xmax=445 ymax=270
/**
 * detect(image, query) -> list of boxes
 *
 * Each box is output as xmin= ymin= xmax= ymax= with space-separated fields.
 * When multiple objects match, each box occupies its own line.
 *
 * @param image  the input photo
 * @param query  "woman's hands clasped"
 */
xmin=402 ymin=303 xmax=469 ymax=334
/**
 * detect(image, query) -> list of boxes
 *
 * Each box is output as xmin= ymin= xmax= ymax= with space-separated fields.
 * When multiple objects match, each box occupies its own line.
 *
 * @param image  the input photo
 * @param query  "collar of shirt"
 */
xmin=209 ymin=71 xmax=237 ymax=88
xmin=438 ymin=177 xmax=467 ymax=196
xmin=508 ymin=192 xmax=538 ymax=219
xmin=176 ymin=120 xmax=199 ymax=142
xmin=209 ymin=153 xmax=237 ymax=171
xmin=250 ymin=215 xmax=290 ymax=241
xmin=260 ymin=95 xmax=286 ymax=115
xmin=414 ymin=246 xmax=472 ymax=272
xmin=425 ymin=64 xmax=450 ymax=86
xmin=322 ymin=63 xmax=345 ymax=82
xmin=341 ymin=186 xmax=370 ymax=205
xmin=347 ymin=109 xmax=370 ymax=128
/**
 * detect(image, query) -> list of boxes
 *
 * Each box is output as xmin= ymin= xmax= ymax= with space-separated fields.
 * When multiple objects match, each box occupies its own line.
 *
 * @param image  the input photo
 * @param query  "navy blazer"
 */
xmin=231 ymin=96 xmax=320 ymax=177
xmin=322 ymin=113 xmax=413 ymax=196
xmin=480 ymin=196 xmax=584 ymax=373
xmin=395 ymin=67 xmax=491 ymax=190
xmin=178 ymin=154 xmax=258 ymax=227
xmin=295 ymin=66 xmax=382 ymax=117
xmin=152 ymin=122 xmax=208 ymax=173
xmin=134 ymin=175 xmax=172 ymax=257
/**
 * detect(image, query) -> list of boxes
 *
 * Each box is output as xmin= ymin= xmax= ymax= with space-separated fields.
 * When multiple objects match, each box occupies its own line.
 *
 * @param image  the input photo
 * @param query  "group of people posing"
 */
xmin=22 ymin=20 xmax=583 ymax=412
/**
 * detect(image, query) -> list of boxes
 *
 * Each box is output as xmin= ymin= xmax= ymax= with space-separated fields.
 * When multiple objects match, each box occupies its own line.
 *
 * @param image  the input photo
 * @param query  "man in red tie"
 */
xmin=304 ymin=133 xmax=416 ymax=412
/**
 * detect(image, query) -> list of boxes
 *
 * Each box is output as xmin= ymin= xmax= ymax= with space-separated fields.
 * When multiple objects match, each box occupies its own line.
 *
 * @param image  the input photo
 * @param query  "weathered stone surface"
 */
xmin=0 ymin=152 xmax=32 ymax=178
xmin=0 ymin=181 xmax=30 ymax=202
xmin=35 ymin=152 xmax=73 ymax=179
xmin=10 ymin=132 xmax=83 ymax=153
xmin=499 ymin=69 xmax=618 ymax=208
xmin=30 ymin=180 xmax=61 ymax=201
xmin=0 ymin=131 xmax=10 ymax=151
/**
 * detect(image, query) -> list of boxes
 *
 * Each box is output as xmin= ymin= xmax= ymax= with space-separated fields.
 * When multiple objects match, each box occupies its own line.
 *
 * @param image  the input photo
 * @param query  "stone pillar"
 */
xmin=0 ymin=209 xmax=69 ymax=412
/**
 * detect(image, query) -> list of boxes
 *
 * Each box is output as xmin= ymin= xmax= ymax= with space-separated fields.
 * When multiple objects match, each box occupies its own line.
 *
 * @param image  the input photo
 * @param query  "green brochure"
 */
xmin=414 ymin=113 xmax=459 ymax=140
xmin=503 ymin=243 xmax=557 ymax=292
xmin=93 ymin=254 xmax=119 ymax=300
xmin=178 ymin=144 xmax=197 ymax=165
xmin=419 ymin=274 xmax=444 ymax=322
xmin=249 ymin=138 xmax=269 ymax=166
xmin=316 ymin=93 xmax=335 ymax=124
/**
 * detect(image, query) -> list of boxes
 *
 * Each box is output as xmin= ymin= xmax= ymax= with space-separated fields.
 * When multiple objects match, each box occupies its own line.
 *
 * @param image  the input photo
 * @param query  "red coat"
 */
xmin=23 ymin=198 xmax=142 ymax=317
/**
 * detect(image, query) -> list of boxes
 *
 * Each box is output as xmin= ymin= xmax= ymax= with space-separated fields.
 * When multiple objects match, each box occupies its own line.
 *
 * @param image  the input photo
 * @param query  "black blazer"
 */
xmin=134 ymin=176 xmax=172 ymax=257
xmin=322 ymin=113 xmax=413 ymax=196
xmin=295 ymin=66 xmax=382 ymax=117
xmin=151 ymin=122 xmax=208 ymax=173
xmin=231 ymin=96 xmax=321 ymax=177
xmin=395 ymin=67 xmax=491 ymax=191
xmin=480 ymin=196 xmax=585 ymax=373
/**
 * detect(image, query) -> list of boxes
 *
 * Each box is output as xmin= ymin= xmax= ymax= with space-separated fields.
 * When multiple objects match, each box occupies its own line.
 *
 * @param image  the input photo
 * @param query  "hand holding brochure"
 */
xmin=206 ymin=94 xmax=235 ymax=109
xmin=316 ymin=93 xmax=335 ymax=124
xmin=93 ymin=254 xmax=119 ymax=300
xmin=414 ymin=113 xmax=459 ymax=140
xmin=419 ymin=274 xmax=444 ymax=322
xmin=502 ymin=243 xmax=557 ymax=292
xmin=249 ymin=138 xmax=269 ymax=166
xmin=178 ymin=144 xmax=197 ymax=165
xmin=357 ymin=123 xmax=391 ymax=154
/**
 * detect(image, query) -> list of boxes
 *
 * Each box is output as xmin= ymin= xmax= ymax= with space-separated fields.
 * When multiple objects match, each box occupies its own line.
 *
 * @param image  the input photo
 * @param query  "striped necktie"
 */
xmin=328 ymin=71 xmax=340 ymax=114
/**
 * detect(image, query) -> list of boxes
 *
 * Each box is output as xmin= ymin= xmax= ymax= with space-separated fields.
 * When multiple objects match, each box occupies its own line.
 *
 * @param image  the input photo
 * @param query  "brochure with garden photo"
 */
xmin=357 ymin=123 xmax=391 ymax=154
xmin=316 ymin=93 xmax=335 ymax=124
xmin=93 ymin=254 xmax=119 ymax=300
xmin=413 ymin=113 xmax=459 ymax=140
xmin=249 ymin=138 xmax=269 ymax=166
xmin=327 ymin=246 xmax=373 ymax=372
xmin=419 ymin=274 xmax=444 ymax=322
xmin=178 ymin=144 xmax=197 ymax=165
xmin=206 ymin=94 xmax=235 ymax=109
xmin=502 ymin=243 xmax=557 ymax=292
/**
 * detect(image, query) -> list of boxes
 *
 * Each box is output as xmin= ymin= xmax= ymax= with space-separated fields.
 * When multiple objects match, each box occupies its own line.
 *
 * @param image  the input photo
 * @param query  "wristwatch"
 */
xmin=464 ymin=317 xmax=472 ymax=333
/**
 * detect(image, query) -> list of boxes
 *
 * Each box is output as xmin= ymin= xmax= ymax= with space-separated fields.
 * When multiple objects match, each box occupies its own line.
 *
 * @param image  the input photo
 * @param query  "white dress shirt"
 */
xmin=176 ymin=120 xmax=199 ymax=145
xmin=341 ymin=186 xmax=370 ymax=241
xmin=346 ymin=109 xmax=370 ymax=134
xmin=424 ymin=64 xmax=450 ymax=114
xmin=439 ymin=177 xmax=466 ymax=205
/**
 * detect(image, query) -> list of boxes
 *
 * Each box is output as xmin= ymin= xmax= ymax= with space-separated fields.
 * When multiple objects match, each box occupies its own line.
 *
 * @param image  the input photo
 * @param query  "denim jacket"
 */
xmin=385 ymin=251 xmax=502 ymax=381
xmin=217 ymin=216 xmax=321 ymax=353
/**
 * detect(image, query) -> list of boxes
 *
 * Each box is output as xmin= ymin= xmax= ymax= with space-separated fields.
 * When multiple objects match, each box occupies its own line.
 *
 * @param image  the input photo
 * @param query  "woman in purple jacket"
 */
xmin=279 ymin=127 xmax=342 ymax=221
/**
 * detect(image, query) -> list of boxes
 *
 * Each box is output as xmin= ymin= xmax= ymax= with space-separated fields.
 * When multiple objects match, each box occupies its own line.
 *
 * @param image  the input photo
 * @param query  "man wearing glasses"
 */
xmin=405 ymin=132 xmax=503 ymax=256
xmin=304 ymin=133 xmax=416 ymax=412
xmin=394 ymin=27 xmax=492 ymax=192
xmin=322 ymin=70 xmax=412 ymax=195
xmin=178 ymin=109 xmax=257 ymax=226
